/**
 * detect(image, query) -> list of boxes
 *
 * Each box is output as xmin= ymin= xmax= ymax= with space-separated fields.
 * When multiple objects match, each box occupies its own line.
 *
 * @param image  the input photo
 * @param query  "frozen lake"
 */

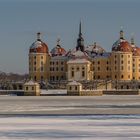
xmin=0 ymin=115 xmax=140 ymax=140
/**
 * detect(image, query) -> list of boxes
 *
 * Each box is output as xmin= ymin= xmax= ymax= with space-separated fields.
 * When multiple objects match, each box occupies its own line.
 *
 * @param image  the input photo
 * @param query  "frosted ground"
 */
xmin=0 ymin=95 xmax=140 ymax=114
xmin=0 ymin=115 xmax=140 ymax=140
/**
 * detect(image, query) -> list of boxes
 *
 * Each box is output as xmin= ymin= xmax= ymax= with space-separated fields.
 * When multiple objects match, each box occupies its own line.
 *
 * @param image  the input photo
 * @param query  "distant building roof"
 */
xmin=24 ymin=80 xmax=39 ymax=86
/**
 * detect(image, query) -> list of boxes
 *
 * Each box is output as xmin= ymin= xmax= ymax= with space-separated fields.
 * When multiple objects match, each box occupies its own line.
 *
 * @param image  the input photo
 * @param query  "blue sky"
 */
xmin=0 ymin=0 xmax=140 ymax=74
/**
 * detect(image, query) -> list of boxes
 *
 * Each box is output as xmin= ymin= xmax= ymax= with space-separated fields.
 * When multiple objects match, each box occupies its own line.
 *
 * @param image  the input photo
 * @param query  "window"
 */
xmin=34 ymin=61 xmax=36 ymax=65
xmin=77 ymin=67 xmax=79 ymax=71
xmin=121 ymin=55 xmax=123 ymax=58
xmin=93 ymin=61 xmax=95 ymax=64
xmin=115 ymin=60 xmax=117 ymax=64
xmin=75 ymin=86 xmax=77 ymax=90
xmin=56 ymin=61 xmax=58 ymax=65
xmin=41 ymin=67 xmax=43 ymax=71
xmin=98 ymin=75 xmax=100 ymax=79
xmin=82 ymin=67 xmax=85 ymax=70
xmin=98 ymin=67 xmax=100 ymax=70
xmin=50 ymin=62 xmax=52 ymax=65
xmin=61 ymin=61 xmax=64 ymax=65
xmin=56 ymin=76 xmax=59 ymax=81
xmin=128 ymin=61 xmax=130 ymax=64
xmin=128 ymin=55 xmax=130 ymax=58
xmin=106 ymin=67 xmax=109 ymax=71
xmin=61 ymin=76 xmax=64 ymax=80
xmin=34 ymin=76 xmax=36 ymax=81
xmin=115 ymin=75 xmax=117 ymax=79
xmin=41 ymin=56 xmax=43 ymax=59
xmin=61 ymin=67 xmax=64 ymax=71
xmin=121 ymin=60 xmax=123 ymax=64
xmin=26 ymin=86 xmax=28 ymax=91
xmin=34 ymin=67 xmax=36 ymax=71
xmin=41 ymin=76 xmax=43 ymax=81
xmin=34 ymin=56 xmax=36 ymax=59
xmin=128 ymin=75 xmax=130 ymax=79
xmin=98 ymin=61 xmax=100 ymax=64
xmin=121 ymin=66 xmax=123 ymax=70
xmin=69 ymin=86 xmax=72 ymax=90
xmin=121 ymin=85 xmax=123 ymax=89
xmin=56 ymin=67 xmax=59 ymax=71
xmin=121 ymin=75 xmax=124 ymax=79
xmin=107 ymin=61 xmax=109 ymax=64
xmin=41 ymin=61 xmax=43 ymax=65
xmin=32 ymin=86 xmax=34 ymax=90
xmin=115 ymin=55 xmax=117 ymax=58
xmin=71 ymin=67 xmax=74 ymax=70
xmin=82 ymin=71 xmax=85 ymax=77
xmin=128 ymin=66 xmax=130 ymax=70
xmin=71 ymin=71 xmax=74 ymax=77
xmin=115 ymin=66 xmax=117 ymax=70
xmin=133 ymin=64 xmax=135 ymax=67
xmin=106 ymin=75 xmax=109 ymax=78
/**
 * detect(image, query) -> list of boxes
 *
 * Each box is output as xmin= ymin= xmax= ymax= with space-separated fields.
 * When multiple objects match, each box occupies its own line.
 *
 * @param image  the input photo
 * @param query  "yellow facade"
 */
xmin=29 ymin=53 xmax=50 ymax=82
xmin=132 ymin=56 xmax=140 ymax=80
xmin=67 ymin=59 xmax=93 ymax=81
xmin=93 ymin=57 xmax=111 ymax=80
xmin=111 ymin=52 xmax=133 ymax=80
xmin=29 ymin=30 xmax=140 ymax=84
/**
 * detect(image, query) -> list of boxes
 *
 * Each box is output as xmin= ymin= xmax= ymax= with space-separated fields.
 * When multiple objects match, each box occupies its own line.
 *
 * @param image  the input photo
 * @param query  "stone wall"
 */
xmin=103 ymin=89 xmax=140 ymax=95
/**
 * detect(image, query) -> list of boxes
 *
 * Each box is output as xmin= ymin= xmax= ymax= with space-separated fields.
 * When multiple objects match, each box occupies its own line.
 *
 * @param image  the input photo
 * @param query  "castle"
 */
xmin=28 ymin=22 xmax=140 ymax=89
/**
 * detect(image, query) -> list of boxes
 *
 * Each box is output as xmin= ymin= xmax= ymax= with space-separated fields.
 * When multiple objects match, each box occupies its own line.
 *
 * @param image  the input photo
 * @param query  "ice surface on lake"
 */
xmin=0 ymin=115 xmax=140 ymax=140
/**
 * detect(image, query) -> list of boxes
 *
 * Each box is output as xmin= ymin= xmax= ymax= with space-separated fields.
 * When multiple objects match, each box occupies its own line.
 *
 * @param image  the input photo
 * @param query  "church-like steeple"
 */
xmin=76 ymin=21 xmax=85 ymax=52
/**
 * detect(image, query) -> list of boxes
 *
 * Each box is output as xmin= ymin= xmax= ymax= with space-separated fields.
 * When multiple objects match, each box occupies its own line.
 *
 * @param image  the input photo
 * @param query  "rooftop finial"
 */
xmin=79 ymin=21 xmax=82 ymax=37
xmin=37 ymin=32 xmax=41 ymax=41
xmin=57 ymin=38 xmax=60 ymax=46
xmin=120 ymin=26 xmax=124 ymax=39
xmin=131 ymin=33 xmax=135 ymax=45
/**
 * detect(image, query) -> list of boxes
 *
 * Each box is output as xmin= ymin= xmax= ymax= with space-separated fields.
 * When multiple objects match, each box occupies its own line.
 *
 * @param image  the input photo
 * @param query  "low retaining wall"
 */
xmin=103 ymin=90 xmax=140 ymax=95
xmin=80 ymin=90 xmax=103 ymax=96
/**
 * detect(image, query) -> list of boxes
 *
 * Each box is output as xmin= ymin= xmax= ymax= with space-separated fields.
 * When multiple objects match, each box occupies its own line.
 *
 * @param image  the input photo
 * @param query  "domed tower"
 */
xmin=76 ymin=21 xmax=85 ymax=52
xmin=50 ymin=38 xmax=66 ymax=57
xmin=29 ymin=32 xmax=50 ymax=82
xmin=111 ymin=29 xmax=133 ymax=81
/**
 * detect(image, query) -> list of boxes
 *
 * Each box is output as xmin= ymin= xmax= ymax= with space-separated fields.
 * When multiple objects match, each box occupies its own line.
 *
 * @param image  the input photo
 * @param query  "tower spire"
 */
xmin=76 ymin=21 xmax=85 ymax=52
